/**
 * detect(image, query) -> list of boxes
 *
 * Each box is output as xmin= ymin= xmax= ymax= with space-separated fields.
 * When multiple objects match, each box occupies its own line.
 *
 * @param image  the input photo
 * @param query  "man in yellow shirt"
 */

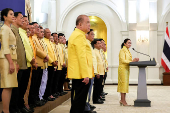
xmin=51 ymin=32 xmax=59 ymax=97
xmin=100 ymin=39 xmax=108 ymax=96
xmin=18 ymin=16 xmax=35 ymax=113
xmin=38 ymin=27 xmax=50 ymax=102
xmin=43 ymin=28 xmax=58 ymax=101
xmin=58 ymin=33 xmax=68 ymax=96
xmin=92 ymin=39 xmax=105 ymax=104
xmin=85 ymin=29 xmax=97 ymax=113
xmin=28 ymin=22 xmax=48 ymax=107
xmin=68 ymin=15 xmax=93 ymax=113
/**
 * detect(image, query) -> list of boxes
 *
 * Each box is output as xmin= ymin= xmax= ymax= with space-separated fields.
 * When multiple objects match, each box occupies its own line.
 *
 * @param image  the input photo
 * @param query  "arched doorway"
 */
xmin=89 ymin=16 xmax=107 ymax=57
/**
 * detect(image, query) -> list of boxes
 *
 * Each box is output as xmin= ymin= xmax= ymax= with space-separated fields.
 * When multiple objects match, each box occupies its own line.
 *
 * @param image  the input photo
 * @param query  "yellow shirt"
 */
xmin=119 ymin=46 xmax=132 ymax=67
xmin=68 ymin=28 xmax=93 ymax=79
xmin=29 ymin=36 xmax=36 ymax=59
xmin=100 ymin=49 xmax=108 ymax=72
xmin=44 ymin=38 xmax=57 ymax=66
xmin=39 ymin=38 xmax=48 ymax=69
xmin=87 ymin=39 xmax=97 ymax=76
xmin=19 ymin=28 xmax=33 ymax=67
xmin=55 ymin=43 xmax=63 ymax=70
xmin=61 ymin=44 xmax=68 ymax=66
xmin=94 ymin=48 xmax=105 ymax=75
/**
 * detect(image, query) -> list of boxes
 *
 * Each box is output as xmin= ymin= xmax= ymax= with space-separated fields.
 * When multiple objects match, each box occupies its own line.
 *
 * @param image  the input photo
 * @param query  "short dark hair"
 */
xmin=121 ymin=38 xmax=131 ymax=48
xmin=23 ymin=15 xmax=27 ymax=18
xmin=58 ymin=33 xmax=64 ymax=38
xmin=29 ymin=23 xmax=33 ymax=25
xmin=1 ymin=8 xmax=14 ymax=21
xmin=98 ymin=38 xmax=104 ymax=41
xmin=87 ymin=29 xmax=93 ymax=34
xmin=32 ymin=22 xmax=38 ymax=25
xmin=51 ymin=33 xmax=58 ymax=36
xmin=40 ymin=26 xmax=43 ymax=29
xmin=91 ymin=39 xmax=100 ymax=49
xmin=14 ymin=12 xmax=22 ymax=17
xmin=76 ymin=15 xmax=88 ymax=26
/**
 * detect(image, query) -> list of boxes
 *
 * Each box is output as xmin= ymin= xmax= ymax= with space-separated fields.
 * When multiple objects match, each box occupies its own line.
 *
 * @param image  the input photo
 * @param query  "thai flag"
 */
xmin=161 ymin=24 xmax=170 ymax=72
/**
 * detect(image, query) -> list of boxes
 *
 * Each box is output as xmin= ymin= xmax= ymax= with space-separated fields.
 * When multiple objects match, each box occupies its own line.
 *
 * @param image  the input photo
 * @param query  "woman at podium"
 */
xmin=117 ymin=38 xmax=139 ymax=106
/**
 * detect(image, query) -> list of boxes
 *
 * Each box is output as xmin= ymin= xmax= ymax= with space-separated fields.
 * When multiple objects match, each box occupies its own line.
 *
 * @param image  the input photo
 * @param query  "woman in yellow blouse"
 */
xmin=0 ymin=8 xmax=19 ymax=113
xmin=117 ymin=38 xmax=139 ymax=106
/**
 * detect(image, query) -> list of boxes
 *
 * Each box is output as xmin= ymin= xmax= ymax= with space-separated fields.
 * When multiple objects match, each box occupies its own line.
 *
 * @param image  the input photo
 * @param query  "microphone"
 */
xmin=132 ymin=48 xmax=151 ymax=61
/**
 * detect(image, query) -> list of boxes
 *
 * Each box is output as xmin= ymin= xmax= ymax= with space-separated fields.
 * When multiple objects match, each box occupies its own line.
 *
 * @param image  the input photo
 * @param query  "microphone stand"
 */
xmin=132 ymin=48 xmax=151 ymax=61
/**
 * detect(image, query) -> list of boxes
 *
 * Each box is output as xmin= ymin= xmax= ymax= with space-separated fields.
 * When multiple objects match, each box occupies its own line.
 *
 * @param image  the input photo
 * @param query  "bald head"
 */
xmin=76 ymin=15 xmax=88 ymax=26
xmin=76 ymin=15 xmax=90 ymax=33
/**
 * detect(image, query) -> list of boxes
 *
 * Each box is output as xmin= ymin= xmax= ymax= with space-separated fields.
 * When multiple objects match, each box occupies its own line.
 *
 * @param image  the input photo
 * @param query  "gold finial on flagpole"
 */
xmin=166 ymin=22 xmax=168 ymax=26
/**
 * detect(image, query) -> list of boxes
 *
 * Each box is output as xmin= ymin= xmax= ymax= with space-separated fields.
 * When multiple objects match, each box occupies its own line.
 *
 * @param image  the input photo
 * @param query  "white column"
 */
xmin=48 ymin=0 xmax=57 ymax=33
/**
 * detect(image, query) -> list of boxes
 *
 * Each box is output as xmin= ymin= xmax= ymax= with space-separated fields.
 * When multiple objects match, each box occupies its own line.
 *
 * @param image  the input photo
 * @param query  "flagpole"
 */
xmin=166 ymin=22 xmax=170 ymax=73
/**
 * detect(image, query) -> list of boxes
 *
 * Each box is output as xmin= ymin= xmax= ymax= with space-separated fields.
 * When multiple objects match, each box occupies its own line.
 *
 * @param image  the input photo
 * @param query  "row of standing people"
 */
xmin=0 ymin=8 xmax=70 ymax=113
xmin=67 ymin=15 xmax=139 ymax=113
xmin=67 ymin=15 xmax=108 ymax=113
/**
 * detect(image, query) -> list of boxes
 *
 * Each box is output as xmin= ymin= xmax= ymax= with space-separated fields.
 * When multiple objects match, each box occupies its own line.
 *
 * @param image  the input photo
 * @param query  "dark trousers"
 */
xmin=102 ymin=72 xmax=107 ymax=93
xmin=51 ymin=70 xmax=61 ymax=94
xmin=43 ymin=66 xmax=55 ymax=99
xmin=10 ymin=69 xmax=24 ymax=111
xmin=28 ymin=67 xmax=43 ymax=104
xmin=93 ymin=75 xmax=103 ymax=102
xmin=18 ymin=68 xmax=31 ymax=109
xmin=70 ymin=79 xmax=90 ymax=113
xmin=100 ymin=75 xmax=104 ymax=95
xmin=58 ymin=67 xmax=67 ymax=93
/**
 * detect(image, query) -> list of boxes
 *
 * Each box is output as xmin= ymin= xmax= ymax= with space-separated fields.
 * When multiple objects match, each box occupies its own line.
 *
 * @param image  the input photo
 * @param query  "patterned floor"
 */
xmin=49 ymin=85 xmax=170 ymax=113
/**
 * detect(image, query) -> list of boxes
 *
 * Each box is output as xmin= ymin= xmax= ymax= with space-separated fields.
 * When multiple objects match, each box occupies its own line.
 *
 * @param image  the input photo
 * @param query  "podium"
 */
xmin=129 ymin=58 xmax=157 ymax=107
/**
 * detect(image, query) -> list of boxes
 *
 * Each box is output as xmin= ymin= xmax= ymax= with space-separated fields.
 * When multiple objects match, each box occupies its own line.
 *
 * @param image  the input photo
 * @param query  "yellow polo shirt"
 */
xmin=44 ymin=38 xmax=57 ymax=66
xmin=19 ymin=28 xmax=33 ymax=67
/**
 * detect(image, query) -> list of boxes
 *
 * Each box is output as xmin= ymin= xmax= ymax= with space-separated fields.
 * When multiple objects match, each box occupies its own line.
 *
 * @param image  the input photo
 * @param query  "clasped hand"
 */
xmin=132 ymin=58 xmax=139 ymax=62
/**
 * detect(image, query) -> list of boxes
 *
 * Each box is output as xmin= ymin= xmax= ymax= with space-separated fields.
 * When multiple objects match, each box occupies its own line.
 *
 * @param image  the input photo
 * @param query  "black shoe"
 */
xmin=61 ymin=92 xmax=68 ymax=95
xmin=47 ymin=97 xmax=55 ymax=101
xmin=84 ymin=111 xmax=97 ymax=113
xmin=90 ymin=105 xmax=96 ymax=109
xmin=99 ymin=97 xmax=105 ymax=101
xmin=41 ymin=99 xmax=48 ymax=103
xmin=101 ymin=95 xmax=105 ymax=98
xmin=93 ymin=99 xmax=104 ymax=104
xmin=35 ymin=100 xmax=45 ymax=107
xmin=102 ymin=92 xmax=108 ymax=95
xmin=20 ymin=107 xmax=32 ymax=113
xmin=57 ymin=92 xmax=60 ymax=95
xmin=100 ymin=98 xmax=105 ymax=101
xmin=59 ymin=92 xmax=63 ymax=96
xmin=52 ymin=93 xmax=59 ymax=98
xmin=29 ymin=107 xmax=34 ymax=113
xmin=29 ymin=104 xmax=36 ymax=109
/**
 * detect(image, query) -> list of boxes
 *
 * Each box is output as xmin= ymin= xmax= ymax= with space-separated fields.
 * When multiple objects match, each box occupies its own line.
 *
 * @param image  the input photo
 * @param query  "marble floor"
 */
xmin=49 ymin=85 xmax=170 ymax=113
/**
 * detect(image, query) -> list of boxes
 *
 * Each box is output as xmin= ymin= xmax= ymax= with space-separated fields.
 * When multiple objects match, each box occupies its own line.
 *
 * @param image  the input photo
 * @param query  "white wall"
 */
xmin=30 ymin=0 xmax=170 ymax=84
